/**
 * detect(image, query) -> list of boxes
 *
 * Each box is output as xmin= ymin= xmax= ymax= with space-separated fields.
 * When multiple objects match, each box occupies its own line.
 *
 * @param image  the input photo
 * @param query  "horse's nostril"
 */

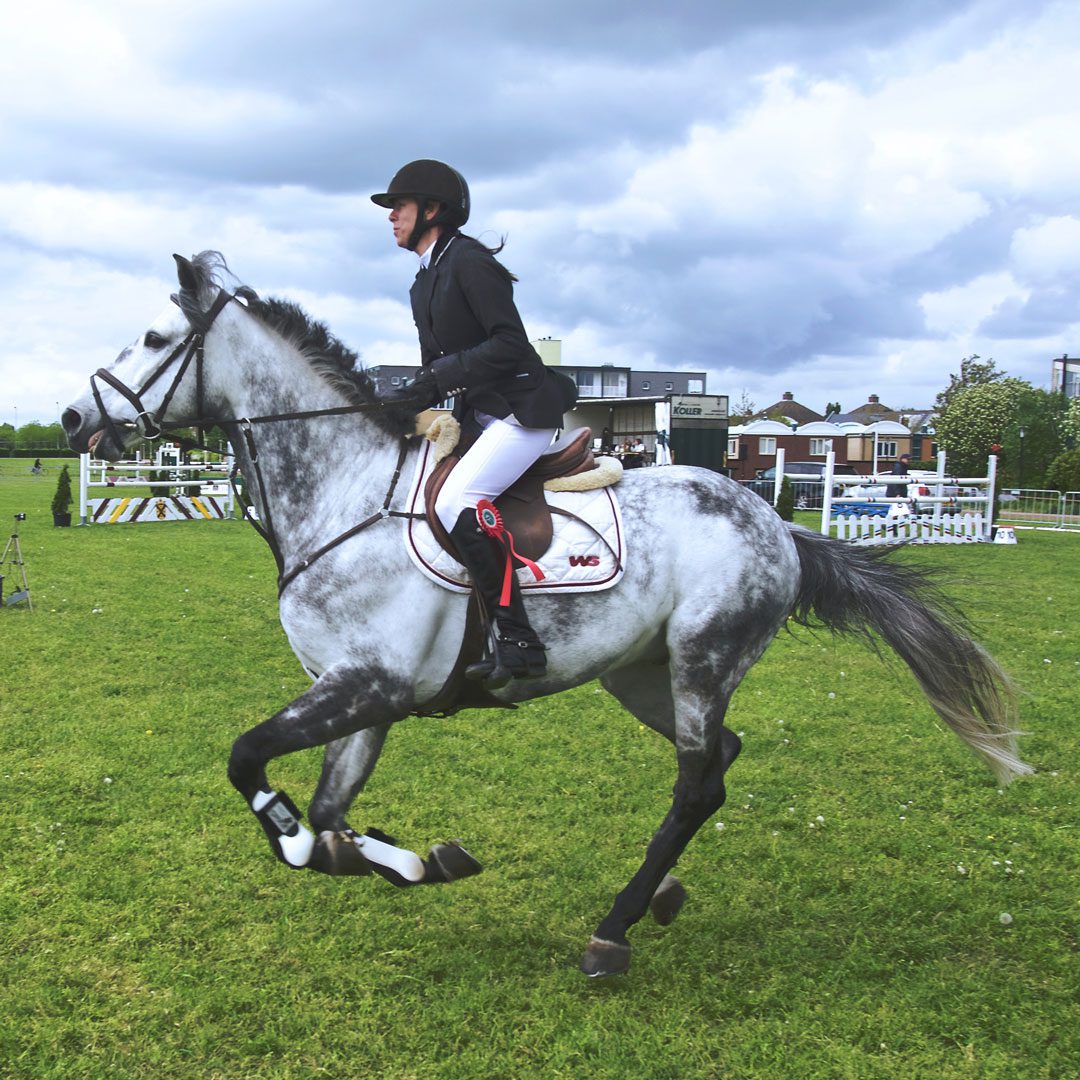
xmin=61 ymin=408 xmax=82 ymax=435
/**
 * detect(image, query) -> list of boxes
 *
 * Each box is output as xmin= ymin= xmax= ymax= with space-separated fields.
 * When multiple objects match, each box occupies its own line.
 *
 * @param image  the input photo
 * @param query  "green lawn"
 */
xmin=1 ymin=459 xmax=1077 ymax=1079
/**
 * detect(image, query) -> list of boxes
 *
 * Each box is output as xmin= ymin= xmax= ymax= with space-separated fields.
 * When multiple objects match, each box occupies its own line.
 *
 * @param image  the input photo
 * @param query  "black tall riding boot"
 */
xmin=449 ymin=507 xmax=547 ymax=689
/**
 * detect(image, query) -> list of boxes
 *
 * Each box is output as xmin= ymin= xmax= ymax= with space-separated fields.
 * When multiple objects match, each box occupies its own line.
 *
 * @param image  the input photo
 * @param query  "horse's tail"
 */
xmin=786 ymin=525 xmax=1032 ymax=785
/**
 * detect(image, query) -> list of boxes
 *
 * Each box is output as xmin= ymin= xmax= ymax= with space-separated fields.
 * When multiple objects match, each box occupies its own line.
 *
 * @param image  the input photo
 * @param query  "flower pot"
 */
xmin=53 ymin=512 xmax=72 ymax=527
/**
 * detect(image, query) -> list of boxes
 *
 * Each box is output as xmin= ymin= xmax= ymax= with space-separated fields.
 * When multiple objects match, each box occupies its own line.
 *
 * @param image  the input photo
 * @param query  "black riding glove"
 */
xmin=382 ymin=367 xmax=441 ymax=411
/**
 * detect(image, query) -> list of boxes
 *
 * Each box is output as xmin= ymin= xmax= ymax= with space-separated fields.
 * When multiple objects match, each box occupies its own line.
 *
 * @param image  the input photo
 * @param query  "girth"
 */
xmin=423 ymin=426 xmax=597 ymax=562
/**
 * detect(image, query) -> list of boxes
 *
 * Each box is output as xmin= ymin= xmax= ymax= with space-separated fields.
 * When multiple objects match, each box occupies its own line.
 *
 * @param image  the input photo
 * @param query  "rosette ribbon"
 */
xmin=475 ymin=499 xmax=545 ymax=606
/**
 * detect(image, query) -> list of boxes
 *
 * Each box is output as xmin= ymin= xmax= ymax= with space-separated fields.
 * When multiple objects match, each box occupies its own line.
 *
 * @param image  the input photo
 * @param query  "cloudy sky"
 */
xmin=4 ymin=0 xmax=1079 ymax=427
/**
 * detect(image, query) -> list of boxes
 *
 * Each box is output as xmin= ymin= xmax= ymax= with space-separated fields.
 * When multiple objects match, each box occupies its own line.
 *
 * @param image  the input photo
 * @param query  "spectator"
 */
xmin=885 ymin=453 xmax=911 ymax=498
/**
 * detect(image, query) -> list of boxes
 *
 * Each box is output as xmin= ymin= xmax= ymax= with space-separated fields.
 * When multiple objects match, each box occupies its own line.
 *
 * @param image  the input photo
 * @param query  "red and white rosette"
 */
xmin=475 ymin=499 xmax=545 ymax=606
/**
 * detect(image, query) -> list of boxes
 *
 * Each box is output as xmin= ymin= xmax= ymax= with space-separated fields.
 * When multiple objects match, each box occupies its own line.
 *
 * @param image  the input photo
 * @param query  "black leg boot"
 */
xmin=448 ymin=508 xmax=547 ymax=689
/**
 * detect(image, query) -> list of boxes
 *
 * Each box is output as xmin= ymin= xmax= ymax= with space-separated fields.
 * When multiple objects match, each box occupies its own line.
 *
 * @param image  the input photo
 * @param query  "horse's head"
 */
xmin=63 ymin=253 xmax=242 ymax=461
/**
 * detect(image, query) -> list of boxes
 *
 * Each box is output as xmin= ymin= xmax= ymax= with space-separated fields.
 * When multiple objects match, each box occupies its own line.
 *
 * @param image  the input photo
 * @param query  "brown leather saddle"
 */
xmin=423 ymin=425 xmax=597 ymax=562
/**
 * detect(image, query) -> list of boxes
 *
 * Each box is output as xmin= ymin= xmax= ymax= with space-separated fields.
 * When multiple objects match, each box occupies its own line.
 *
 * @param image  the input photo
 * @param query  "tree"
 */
xmin=730 ymin=388 xmax=756 ymax=422
xmin=824 ymin=401 xmax=842 ymax=417
xmin=1007 ymin=388 xmax=1069 ymax=488
xmin=1062 ymin=397 xmax=1080 ymax=449
xmin=934 ymin=355 xmax=1005 ymax=414
xmin=1046 ymin=447 xmax=1080 ymax=493
xmin=934 ymin=379 xmax=1027 ymax=478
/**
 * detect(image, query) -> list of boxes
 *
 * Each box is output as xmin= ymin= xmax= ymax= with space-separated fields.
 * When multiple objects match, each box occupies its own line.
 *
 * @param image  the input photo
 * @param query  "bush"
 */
xmin=1045 ymin=447 xmax=1080 ymax=493
xmin=775 ymin=476 xmax=795 ymax=521
xmin=51 ymin=465 xmax=72 ymax=516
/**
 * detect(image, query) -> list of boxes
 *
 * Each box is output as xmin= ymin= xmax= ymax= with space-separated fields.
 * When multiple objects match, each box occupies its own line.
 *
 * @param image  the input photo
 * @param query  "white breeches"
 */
xmin=435 ymin=416 xmax=557 ymax=532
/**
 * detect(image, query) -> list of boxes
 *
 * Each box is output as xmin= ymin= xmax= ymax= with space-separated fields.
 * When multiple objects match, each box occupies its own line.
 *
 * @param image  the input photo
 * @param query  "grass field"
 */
xmin=1 ymin=458 xmax=1077 ymax=1079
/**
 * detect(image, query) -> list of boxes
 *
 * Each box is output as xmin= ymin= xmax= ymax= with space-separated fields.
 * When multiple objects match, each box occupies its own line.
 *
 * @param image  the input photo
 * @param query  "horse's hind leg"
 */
xmin=586 ymin=636 xmax=763 ymax=977
xmin=601 ymin=664 xmax=687 ymax=924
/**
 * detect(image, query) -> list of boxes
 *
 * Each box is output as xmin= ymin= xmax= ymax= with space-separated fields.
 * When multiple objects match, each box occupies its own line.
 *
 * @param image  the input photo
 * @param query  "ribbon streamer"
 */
xmin=476 ymin=499 xmax=545 ymax=606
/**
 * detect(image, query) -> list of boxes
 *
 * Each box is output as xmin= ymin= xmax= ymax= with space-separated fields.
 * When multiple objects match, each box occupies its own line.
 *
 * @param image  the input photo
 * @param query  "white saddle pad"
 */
xmin=402 ymin=438 xmax=626 ymax=595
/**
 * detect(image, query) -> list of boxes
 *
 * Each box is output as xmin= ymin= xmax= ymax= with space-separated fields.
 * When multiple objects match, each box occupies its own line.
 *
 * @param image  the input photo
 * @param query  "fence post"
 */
xmin=985 ymin=454 xmax=998 ymax=540
xmin=820 ymin=450 xmax=836 ymax=535
xmin=933 ymin=449 xmax=947 ymax=532
xmin=773 ymin=446 xmax=785 ymax=506
xmin=78 ymin=452 xmax=89 ymax=525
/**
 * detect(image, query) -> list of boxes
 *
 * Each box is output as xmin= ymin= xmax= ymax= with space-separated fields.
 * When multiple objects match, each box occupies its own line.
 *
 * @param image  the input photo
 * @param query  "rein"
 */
xmin=90 ymin=287 xmax=418 ymax=594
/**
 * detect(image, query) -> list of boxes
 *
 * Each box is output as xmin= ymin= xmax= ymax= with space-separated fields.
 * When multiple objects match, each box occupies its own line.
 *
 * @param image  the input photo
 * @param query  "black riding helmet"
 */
xmin=371 ymin=159 xmax=471 ymax=251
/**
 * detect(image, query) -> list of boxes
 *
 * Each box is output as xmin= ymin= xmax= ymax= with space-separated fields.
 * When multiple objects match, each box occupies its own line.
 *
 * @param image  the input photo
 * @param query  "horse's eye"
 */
xmin=144 ymin=331 xmax=167 ymax=350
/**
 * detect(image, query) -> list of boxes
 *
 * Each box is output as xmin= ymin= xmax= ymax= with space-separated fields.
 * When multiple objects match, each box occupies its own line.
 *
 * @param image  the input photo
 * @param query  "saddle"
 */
xmin=424 ymin=426 xmax=598 ymax=562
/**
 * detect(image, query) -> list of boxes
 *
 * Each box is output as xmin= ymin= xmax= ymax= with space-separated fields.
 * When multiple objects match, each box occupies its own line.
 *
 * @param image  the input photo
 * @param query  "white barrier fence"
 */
xmin=996 ymin=489 xmax=1080 ymax=532
xmin=78 ymin=445 xmax=236 ymax=525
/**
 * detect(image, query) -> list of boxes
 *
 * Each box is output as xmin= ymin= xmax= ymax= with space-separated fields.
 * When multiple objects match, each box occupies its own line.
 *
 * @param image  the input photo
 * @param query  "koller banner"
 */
xmin=669 ymin=394 xmax=729 ymax=420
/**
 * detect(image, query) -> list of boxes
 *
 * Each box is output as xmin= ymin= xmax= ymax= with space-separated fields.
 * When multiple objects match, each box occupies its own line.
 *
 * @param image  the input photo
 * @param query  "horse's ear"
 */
xmin=173 ymin=254 xmax=199 ymax=293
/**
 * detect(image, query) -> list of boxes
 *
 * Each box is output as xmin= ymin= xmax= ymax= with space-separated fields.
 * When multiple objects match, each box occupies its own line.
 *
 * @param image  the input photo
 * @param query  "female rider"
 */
xmin=371 ymin=160 xmax=577 ymax=688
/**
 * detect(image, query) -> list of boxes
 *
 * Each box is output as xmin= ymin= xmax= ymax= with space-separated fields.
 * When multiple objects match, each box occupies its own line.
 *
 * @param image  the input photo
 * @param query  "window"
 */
xmin=809 ymin=438 xmax=833 ymax=456
xmin=687 ymin=379 xmax=704 ymax=394
xmin=390 ymin=377 xmax=401 ymax=386
xmin=877 ymin=440 xmax=898 ymax=458
xmin=575 ymin=370 xmax=599 ymax=395
xmin=640 ymin=380 xmax=651 ymax=391
xmin=728 ymin=438 xmax=738 ymax=456
xmin=665 ymin=381 xmax=674 ymax=391
xmin=759 ymin=437 xmax=777 ymax=455
xmin=601 ymin=369 xmax=628 ymax=397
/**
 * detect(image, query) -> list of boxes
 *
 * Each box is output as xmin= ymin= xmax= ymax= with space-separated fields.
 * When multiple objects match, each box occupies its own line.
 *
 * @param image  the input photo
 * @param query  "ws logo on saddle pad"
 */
xmin=403 ymin=439 xmax=626 ymax=595
xmin=568 ymin=554 xmax=600 ymax=567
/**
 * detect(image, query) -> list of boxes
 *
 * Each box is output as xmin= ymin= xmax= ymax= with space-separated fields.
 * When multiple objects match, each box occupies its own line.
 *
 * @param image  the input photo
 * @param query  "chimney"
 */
xmin=531 ymin=338 xmax=562 ymax=365
xmin=868 ymin=394 xmax=879 ymax=404
xmin=782 ymin=391 xmax=794 ymax=401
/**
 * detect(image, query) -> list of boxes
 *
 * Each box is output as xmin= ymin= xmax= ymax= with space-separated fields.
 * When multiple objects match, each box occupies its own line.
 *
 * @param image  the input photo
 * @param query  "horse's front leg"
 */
xmin=227 ymin=668 xmax=481 ymax=886
xmin=227 ymin=665 xmax=421 ymax=878
xmin=306 ymin=724 xmax=484 ymax=886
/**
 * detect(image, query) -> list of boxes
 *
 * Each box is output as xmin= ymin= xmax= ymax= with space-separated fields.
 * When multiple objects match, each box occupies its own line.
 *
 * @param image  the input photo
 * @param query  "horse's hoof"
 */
xmin=580 ymin=936 xmax=631 ymax=978
xmin=649 ymin=874 xmax=687 ymax=926
xmin=425 ymin=841 xmax=483 ymax=883
xmin=308 ymin=830 xmax=373 ymax=876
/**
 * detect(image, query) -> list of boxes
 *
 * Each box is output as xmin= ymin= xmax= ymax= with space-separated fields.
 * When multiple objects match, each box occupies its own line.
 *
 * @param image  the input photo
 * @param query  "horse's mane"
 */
xmin=179 ymin=251 xmax=416 ymax=439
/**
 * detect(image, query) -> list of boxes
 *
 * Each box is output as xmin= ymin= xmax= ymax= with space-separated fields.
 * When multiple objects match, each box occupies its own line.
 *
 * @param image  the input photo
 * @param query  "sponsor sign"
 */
xmin=670 ymin=394 xmax=729 ymax=420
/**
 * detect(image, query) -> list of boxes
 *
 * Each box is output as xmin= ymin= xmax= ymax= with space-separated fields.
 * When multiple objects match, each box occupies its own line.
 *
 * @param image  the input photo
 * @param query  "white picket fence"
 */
xmin=832 ymin=511 xmax=986 ymax=544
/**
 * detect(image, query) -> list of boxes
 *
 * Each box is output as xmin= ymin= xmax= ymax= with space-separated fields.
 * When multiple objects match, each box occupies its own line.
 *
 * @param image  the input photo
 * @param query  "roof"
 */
xmin=862 ymin=420 xmax=911 ymax=435
xmin=794 ymin=421 xmax=845 ymax=436
xmin=753 ymin=397 xmax=824 ymax=425
xmin=731 ymin=419 xmax=795 ymax=436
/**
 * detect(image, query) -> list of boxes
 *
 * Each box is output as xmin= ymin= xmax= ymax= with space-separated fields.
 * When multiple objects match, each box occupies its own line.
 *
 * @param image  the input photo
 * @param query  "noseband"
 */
xmin=90 ymin=288 xmax=235 ymax=449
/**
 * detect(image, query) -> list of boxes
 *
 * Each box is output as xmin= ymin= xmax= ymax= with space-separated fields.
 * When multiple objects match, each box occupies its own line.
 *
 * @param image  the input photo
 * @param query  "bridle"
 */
xmin=90 ymin=289 xmax=234 ymax=448
xmin=88 ymin=286 xmax=415 ymax=594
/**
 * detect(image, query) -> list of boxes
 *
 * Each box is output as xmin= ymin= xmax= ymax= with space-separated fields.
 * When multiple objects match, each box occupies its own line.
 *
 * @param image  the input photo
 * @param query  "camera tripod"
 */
xmin=0 ymin=520 xmax=32 ymax=610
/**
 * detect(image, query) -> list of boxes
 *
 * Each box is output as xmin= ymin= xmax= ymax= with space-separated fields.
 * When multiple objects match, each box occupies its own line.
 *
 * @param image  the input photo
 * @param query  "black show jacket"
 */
xmin=409 ymin=233 xmax=576 ymax=429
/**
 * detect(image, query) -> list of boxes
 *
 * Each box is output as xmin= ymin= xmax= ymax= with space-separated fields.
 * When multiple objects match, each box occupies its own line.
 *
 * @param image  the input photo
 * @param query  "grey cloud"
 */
xmin=977 ymin=285 xmax=1080 ymax=339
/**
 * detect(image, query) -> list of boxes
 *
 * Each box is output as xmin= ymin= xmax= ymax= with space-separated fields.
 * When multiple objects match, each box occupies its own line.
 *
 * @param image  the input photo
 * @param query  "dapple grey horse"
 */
xmin=62 ymin=252 xmax=1030 ymax=977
